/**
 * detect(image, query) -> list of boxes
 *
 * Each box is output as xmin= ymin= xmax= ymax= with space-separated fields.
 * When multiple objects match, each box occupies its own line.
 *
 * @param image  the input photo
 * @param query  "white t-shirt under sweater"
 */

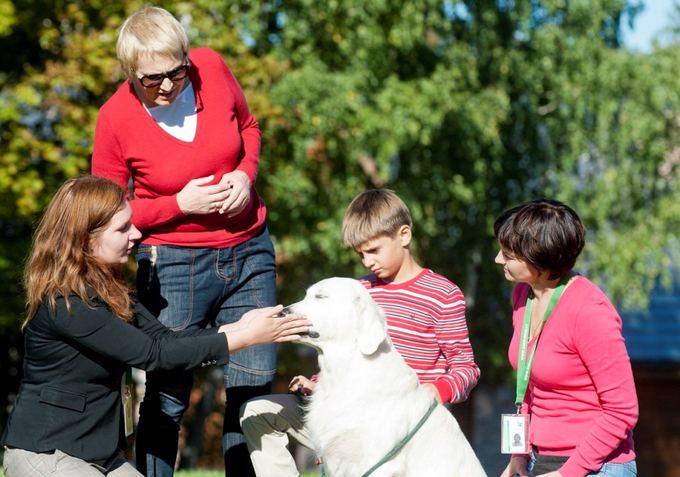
xmin=146 ymin=82 xmax=197 ymax=142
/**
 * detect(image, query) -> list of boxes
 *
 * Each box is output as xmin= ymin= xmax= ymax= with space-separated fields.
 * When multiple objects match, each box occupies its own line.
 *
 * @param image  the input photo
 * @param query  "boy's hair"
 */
xmin=493 ymin=198 xmax=586 ymax=279
xmin=342 ymin=189 xmax=412 ymax=248
xmin=117 ymin=6 xmax=189 ymax=78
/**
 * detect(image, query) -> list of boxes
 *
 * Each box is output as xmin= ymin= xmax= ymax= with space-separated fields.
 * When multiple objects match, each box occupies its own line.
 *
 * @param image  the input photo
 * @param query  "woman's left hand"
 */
xmin=220 ymin=306 xmax=311 ymax=352
xmin=217 ymin=170 xmax=251 ymax=217
xmin=536 ymin=472 xmax=563 ymax=477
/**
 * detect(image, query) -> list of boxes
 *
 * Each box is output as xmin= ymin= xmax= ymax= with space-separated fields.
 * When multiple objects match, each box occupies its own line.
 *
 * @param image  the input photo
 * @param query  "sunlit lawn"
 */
xmin=0 ymin=469 xmax=319 ymax=477
xmin=175 ymin=471 xmax=320 ymax=477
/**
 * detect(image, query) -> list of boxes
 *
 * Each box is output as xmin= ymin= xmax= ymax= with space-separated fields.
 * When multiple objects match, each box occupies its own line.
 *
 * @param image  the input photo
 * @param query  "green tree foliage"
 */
xmin=1 ymin=1 xmax=679 ymax=389
xmin=0 ymin=0 xmax=284 ymax=325
xmin=238 ymin=0 xmax=680 ymax=379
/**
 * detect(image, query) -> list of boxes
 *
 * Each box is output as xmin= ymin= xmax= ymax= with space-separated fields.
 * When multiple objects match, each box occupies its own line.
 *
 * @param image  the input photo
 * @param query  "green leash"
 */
xmin=318 ymin=399 xmax=438 ymax=477
xmin=360 ymin=399 xmax=439 ymax=477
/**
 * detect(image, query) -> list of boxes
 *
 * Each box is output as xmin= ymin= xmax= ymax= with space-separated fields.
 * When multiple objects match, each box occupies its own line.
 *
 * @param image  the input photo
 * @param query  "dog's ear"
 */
xmin=357 ymin=294 xmax=387 ymax=355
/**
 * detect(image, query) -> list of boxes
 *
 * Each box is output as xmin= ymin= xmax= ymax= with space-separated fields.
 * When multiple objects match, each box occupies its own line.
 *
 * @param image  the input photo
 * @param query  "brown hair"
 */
xmin=341 ymin=189 xmax=412 ymax=248
xmin=23 ymin=176 xmax=134 ymax=328
xmin=494 ymin=199 xmax=586 ymax=279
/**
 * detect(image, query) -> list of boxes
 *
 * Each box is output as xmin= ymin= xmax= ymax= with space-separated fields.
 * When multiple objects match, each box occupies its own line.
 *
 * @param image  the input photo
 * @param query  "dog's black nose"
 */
xmin=273 ymin=306 xmax=293 ymax=318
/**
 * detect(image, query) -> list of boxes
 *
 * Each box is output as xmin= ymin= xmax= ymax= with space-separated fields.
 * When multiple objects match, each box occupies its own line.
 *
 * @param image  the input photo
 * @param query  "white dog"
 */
xmin=290 ymin=277 xmax=487 ymax=477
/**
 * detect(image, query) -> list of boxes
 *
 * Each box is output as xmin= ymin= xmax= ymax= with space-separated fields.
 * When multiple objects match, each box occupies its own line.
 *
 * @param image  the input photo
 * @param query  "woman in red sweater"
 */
xmin=494 ymin=199 xmax=638 ymax=477
xmin=92 ymin=6 xmax=274 ymax=477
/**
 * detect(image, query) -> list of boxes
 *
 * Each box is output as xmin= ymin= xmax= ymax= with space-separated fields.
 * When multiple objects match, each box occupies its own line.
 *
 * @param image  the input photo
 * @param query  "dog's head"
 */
xmin=287 ymin=277 xmax=388 ymax=355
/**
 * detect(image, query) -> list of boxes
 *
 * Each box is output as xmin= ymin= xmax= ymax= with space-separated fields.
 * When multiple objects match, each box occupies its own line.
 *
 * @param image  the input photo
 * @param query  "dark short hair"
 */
xmin=493 ymin=199 xmax=586 ymax=279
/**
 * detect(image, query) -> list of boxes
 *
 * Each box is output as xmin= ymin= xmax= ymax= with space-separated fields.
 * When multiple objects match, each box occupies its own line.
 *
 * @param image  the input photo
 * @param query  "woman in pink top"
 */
xmin=494 ymin=199 xmax=638 ymax=477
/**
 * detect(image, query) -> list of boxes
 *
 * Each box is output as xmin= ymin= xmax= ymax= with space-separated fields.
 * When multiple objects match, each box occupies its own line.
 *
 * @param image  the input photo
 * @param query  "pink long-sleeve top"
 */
xmin=508 ymin=276 xmax=638 ymax=477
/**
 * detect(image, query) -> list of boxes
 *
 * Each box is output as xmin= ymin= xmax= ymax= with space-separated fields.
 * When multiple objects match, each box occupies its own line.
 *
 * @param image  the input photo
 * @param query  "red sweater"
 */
xmin=92 ymin=48 xmax=265 ymax=248
xmin=361 ymin=269 xmax=480 ymax=404
xmin=508 ymin=276 xmax=638 ymax=477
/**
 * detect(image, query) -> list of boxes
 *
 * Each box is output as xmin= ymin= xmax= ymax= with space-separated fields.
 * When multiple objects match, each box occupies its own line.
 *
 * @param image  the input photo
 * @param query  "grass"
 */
xmin=176 ymin=472 xmax=319 ymax=477
xmin=0 ymin=467 xmax=319 ymax=476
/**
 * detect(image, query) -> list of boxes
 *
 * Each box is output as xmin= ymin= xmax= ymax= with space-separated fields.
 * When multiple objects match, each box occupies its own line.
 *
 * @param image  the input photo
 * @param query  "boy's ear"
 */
xmin=398 ymin=224 xmax=412 ymax=247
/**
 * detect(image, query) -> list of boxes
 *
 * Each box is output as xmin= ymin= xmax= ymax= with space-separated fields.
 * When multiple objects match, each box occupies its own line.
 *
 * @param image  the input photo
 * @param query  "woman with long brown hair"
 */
xmin=0 ymin=176 xmax=309 ymax=477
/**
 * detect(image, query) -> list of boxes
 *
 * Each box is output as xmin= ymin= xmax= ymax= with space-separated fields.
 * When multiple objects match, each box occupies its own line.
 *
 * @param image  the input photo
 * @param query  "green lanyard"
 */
xmin=515 ymin=281 xmax=567 ymax=411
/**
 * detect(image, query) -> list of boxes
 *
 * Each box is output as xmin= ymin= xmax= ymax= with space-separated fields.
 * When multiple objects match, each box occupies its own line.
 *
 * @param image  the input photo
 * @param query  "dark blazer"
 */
xmin=1 ymin=294 xmax=229 ymax=463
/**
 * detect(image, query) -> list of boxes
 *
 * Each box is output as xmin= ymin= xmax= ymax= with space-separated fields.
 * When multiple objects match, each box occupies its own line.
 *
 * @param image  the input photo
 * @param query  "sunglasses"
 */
xmin=136 ymin=62 xmax=190 ymax=88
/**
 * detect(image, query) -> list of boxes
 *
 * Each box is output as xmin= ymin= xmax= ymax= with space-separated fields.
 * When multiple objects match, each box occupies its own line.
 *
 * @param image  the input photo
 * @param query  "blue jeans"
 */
xmin=527 ymin=452 xmax=637 ymax=476
xmin=134 ymin=227 xmax=277 ymax=477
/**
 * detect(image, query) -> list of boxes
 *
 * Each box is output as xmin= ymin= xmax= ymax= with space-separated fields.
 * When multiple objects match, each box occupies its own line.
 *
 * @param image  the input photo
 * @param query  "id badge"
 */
xmin=501 ymin=413 xmax=530 ymax=454
xmin=122 ymin=378 xmax=134 ymax=437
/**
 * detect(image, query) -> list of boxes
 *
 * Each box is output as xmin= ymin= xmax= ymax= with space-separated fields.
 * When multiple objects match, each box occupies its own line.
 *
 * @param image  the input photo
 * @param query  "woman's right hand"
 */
xmin=500 ymin=456 xmax=529 ymax=477
xmin=176 ymin=175 xmax=233 ymax=215
xmin=219 ymin=305 xmax=311 ymax=352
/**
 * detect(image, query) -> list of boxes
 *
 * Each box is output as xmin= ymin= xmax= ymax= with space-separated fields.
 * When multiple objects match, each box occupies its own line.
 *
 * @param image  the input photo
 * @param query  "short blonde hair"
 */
xmin=341 ymin=189 xmax=413 ymax=248
xmin=116 ymin=6 xmax=189 ymax=77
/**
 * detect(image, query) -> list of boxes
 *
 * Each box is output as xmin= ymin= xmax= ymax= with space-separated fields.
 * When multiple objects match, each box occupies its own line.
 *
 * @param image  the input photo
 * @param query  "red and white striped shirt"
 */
xmin=361 ymin=269 xmax=480 ymax=403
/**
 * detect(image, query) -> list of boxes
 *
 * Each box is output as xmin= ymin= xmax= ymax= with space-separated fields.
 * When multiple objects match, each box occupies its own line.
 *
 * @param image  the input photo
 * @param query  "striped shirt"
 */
xmin=361 ymin=268 xmax=480 ymax=403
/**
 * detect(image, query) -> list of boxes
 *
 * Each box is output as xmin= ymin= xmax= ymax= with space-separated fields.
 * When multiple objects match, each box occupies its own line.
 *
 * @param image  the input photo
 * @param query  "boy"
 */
xmin=240 ymin=189 xmax=480 ymax=476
